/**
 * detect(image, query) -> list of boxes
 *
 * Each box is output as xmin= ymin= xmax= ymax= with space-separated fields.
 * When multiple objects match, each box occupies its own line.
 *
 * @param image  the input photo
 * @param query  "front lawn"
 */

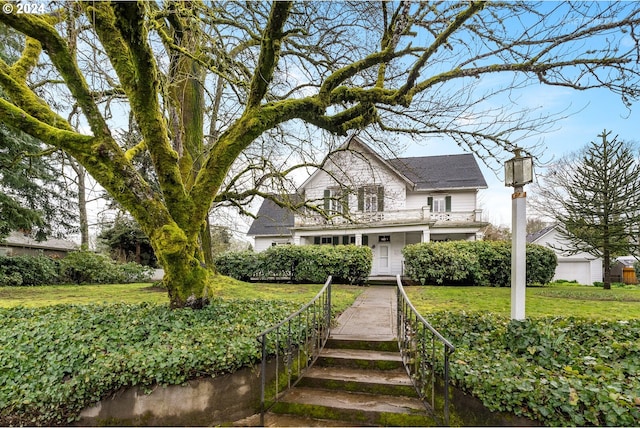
xmin=0 ymin=276 xmax=363 ymax=426
xmin=405 ymin=283 xmax=640 ymax=426
xmin=406 ymin=282 xmax=640 ymax=320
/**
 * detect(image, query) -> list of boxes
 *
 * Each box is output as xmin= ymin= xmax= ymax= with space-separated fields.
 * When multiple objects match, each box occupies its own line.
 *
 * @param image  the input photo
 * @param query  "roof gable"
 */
xmin=246 ymin=196 xmax=295 ymax=237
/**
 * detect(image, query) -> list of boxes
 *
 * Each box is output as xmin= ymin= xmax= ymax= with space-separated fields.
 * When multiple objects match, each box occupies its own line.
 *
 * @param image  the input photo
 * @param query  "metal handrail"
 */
xmin=257 ymin=276 xmax=332 ymax=425
xmin=396 ymin=274 xmax=455 ymax=425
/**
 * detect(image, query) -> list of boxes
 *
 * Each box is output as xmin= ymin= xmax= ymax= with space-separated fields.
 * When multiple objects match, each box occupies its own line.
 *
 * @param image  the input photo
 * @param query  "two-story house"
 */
xmin=247 ymin=136 xmax=488 ymax=276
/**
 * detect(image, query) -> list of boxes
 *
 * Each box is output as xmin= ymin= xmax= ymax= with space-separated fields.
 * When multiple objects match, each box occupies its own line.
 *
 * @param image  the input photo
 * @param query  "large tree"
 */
xmin=531 ymin=131 xmax=640 ymax=289
xmin=0 ymin=2 xmax=639 ymax=307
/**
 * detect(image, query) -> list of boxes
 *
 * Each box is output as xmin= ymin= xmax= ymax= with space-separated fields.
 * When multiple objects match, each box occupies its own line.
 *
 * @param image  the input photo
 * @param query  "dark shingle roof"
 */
xmin=526 ymin=224 xmax=557 ymax=243
xmin=387 ymin=153 xmax=487 ymax=190
xmin=246 ymin=196 xmax=295 ymax=236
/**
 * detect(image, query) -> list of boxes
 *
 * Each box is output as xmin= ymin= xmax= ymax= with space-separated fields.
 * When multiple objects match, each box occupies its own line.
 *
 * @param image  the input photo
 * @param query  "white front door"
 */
xmin=377 ymin=244 xmax=390 ymax=275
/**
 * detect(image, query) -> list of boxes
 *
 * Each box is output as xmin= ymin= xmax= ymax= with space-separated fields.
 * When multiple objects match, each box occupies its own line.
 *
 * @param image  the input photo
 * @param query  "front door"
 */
xmin=377 ymin=244 xmax=390 ymax=275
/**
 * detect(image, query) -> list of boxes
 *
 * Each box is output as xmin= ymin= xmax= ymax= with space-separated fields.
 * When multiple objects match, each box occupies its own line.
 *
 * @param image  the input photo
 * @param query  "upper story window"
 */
xmin=323 ymin=188 xmax=348 ymax=214
xmin=428 ymin=195 xmax=451 ymax=212
xmin=358 ymin=186 xmax=384 ymax=212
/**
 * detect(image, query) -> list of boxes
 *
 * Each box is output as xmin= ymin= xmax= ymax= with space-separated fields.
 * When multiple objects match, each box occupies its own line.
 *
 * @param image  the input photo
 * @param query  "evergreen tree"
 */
xmin=533 ymin=130 xmax=640 ymax=289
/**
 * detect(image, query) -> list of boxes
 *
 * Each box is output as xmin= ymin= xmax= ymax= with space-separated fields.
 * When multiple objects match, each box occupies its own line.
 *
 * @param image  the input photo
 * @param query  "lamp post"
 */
xmin=505 ymin=148 xmax=533 ymax=320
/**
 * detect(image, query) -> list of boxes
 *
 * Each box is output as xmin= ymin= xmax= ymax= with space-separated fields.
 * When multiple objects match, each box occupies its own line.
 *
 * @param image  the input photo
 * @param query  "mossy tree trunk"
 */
xmin=1 ymin=2 xmax=639 ymax=306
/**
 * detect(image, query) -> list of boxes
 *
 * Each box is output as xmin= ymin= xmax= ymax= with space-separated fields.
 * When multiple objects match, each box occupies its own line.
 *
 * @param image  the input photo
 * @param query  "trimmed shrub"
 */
xmin=402 ymin=241 xmax=557 ymax=286
xmin=0 ymin=255 xmax=59 ymax=286
xmin=213 ymin=245 xmax=372 ymax=284
xmin=59 ymin=250 xmax=152 ymax=284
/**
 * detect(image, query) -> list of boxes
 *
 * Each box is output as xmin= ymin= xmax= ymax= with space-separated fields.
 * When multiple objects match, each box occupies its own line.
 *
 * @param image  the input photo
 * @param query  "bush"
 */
xmin=59 ymin=250 xmax=152 ymax=284
xmin=402 ymin=241 xmax=557 ymax=286
xmin=213 ymin=245 xmax=372 ymax=284
xmin=0 ymin=255 xmax=59 ymax=286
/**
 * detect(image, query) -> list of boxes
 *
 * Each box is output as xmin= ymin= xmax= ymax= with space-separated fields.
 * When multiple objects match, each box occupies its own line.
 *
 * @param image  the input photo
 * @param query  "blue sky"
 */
xmin=401 ymin=86 xmax=638 ymax=227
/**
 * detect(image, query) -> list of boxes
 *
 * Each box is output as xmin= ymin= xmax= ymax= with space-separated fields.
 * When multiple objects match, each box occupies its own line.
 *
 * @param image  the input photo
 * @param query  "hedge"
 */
xmin=402 ymin=241 xmax=557 ymax=286
xmin=213 ymin=245 xmax=372 ymax=284
xmin=0 ymin=251 xmax=152 ymax=286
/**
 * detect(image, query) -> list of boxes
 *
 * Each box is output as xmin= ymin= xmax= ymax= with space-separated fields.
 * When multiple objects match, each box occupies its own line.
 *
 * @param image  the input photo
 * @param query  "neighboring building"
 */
xmin=247 ymin=136 xmax=488 ymax=276
xmin=527 ymin=224 xmax=603 ymax=285
xmin=0 ymin=231 xmax=77 ymax=258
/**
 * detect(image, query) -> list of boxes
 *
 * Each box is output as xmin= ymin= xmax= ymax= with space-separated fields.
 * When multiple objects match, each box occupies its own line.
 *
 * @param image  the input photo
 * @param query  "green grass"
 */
xmin=406 ymin=283 xmax=640 ymax=320
xmin=0 ymin=275 xmax=363 ymax=313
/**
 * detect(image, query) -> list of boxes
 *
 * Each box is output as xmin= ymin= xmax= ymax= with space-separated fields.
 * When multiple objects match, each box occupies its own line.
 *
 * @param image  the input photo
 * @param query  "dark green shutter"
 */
xmin=377 ymin=186 xmax=384 ymax=212
xmin=428 ymin=197 xmax=433 ymax=212
xmin=314 ymin=236 xmax=320 ymax=245
xmin=342 ymin=235 xmax=349 ymax=245
xmin=343 ymin=192 xmax=349 ymax=213
xmin=362 ymin=235 xmax=369 ymax=245
xmin=332 ymin=236 xmax=339 ymax=245
xmin=358 ymin=187 xmax=364 ymax=211
xmin=324 ymin=189 xmax=330 ymax=211
xmin=445 ymin=195 xmax=451 ymax=212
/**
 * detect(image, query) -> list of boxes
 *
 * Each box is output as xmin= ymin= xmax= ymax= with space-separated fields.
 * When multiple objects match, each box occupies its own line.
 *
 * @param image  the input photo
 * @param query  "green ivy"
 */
xmin=427 ymin=312 xmax=640 ymax=426
xmin=0 ymin=299 xmax=301 ymax=425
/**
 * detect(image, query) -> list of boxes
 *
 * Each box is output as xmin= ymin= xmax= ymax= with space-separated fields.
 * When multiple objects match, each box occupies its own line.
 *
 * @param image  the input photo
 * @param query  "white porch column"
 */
xmin=355 ymin=233 xmax=362 ymax=246
xmin=421 ymin=228 xmax=431 ymax=243
xmin=292 ymin=234 xmax=301 ymax=246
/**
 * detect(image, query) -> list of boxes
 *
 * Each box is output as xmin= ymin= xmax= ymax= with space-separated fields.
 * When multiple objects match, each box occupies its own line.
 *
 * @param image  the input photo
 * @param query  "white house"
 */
xmin=527 ymin=224 xmax=603 ymax=285
xmin=247 ymin=136 xmax=488 ymax=276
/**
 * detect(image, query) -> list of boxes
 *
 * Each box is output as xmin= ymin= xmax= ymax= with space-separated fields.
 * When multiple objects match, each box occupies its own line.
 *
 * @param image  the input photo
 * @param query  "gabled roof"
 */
xmin=527 ymin=224 xmax=557 ymax=243
xmin=246 ymin=196 xmax=295 ymax=237
xmin=387 ymin=153 xmax=487 ymax=191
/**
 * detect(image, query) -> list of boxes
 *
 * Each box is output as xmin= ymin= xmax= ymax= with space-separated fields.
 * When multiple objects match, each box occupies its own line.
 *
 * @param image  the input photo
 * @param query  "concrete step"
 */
xmin=325 ymin=337 xmax=399 ymax=352
xmin=317 ymin=348 xmax=404 ymax=370
xmin=271 ymin=387 xmax=435 ymax=426
xmin=299 ymin=366 xmax=418 ymax=397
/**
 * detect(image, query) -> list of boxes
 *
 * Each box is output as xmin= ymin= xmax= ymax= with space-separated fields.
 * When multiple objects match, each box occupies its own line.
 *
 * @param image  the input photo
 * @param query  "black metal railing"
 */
xmin=257 ymin=276 xmax=332 ymax=425
xmin=396 ymin=274 xmax=455 ymax=425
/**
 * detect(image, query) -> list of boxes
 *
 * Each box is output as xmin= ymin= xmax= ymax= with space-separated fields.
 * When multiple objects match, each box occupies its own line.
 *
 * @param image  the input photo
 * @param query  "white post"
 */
xmin=511 ymin=187 xmax=527 ymax=320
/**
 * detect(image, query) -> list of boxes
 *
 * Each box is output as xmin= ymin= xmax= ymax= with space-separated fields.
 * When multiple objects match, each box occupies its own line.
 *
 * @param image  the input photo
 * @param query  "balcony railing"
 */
xmin=396 ymin=275 xmax=455 ymax=425
xmin=294 ymin=208 xmax=481 ymax=227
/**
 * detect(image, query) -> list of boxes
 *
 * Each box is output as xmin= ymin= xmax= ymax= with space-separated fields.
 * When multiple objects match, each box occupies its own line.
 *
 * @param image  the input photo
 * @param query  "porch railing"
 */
xmin=396 ymin=274 xmax=455 ymax=425
xmin=257 ymin=276 xmax=332 ymax=425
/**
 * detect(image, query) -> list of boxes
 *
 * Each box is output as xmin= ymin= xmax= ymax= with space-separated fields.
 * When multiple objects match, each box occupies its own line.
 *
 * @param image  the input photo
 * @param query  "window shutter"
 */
xmin=362 ymin=235 xmax=369 ymax=245
xmin=314 ymin=236 xmax=320 ymax=245
xmin=358 ymin=187 xmax=364 ymax=211
xmin=324 ymin=189 xmax=330 ymax=211
xmin=342 ymin=235 xmax=349 ymax=245
xmin=377 ymin=186 xmax=384 ymax=212
xmin=445 ymin=195 xmax=452 ymax=212
xmin=343 ymin=191 xmax=349 ymax=213
xmin=332 ymin=236 xmax=339 ymax=245
xmin=427 ymin=197 xmax=433 ymax=212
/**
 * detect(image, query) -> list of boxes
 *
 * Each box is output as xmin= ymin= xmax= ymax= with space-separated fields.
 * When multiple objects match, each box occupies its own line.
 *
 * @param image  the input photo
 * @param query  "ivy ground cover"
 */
xmin=408 ymin=284 xmax=640 ymax=426
xmin=0 ymin=280 xmax=363 ymax=426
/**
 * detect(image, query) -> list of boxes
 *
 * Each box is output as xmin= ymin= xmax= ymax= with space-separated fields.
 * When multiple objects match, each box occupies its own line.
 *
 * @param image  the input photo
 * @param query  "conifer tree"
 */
xmin=533 ymin=131 xmax=640 ymax=289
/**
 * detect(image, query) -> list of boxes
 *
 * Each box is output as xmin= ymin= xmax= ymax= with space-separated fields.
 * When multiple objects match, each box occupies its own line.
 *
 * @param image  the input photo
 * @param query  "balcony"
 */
xmin=294 ymin=207 xmax=482 ymax=228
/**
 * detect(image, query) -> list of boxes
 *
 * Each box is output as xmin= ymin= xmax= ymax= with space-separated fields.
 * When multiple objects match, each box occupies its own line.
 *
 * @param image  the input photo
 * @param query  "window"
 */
xmin=324 ymin=188 xmax=348 ymax=214
xmin=428 ymin=195 xmax=451 ymax=212
xmin=358 ymin=186 xmax=384 ymax=212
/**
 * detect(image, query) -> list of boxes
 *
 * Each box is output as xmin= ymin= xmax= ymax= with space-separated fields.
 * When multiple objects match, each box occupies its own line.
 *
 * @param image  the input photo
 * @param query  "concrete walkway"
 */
xmin=330 ymin=285 xmax=397 ymax=342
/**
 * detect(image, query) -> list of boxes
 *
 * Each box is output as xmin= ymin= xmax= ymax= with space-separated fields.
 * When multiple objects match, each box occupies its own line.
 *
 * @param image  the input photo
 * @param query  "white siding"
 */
xmin=303 ymin=150 xmax=407 ymax=212
xmin=405 ymin=190 xmax=477 ymax=211
xmin=532 ymin=227 xmax=603 ymax=285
